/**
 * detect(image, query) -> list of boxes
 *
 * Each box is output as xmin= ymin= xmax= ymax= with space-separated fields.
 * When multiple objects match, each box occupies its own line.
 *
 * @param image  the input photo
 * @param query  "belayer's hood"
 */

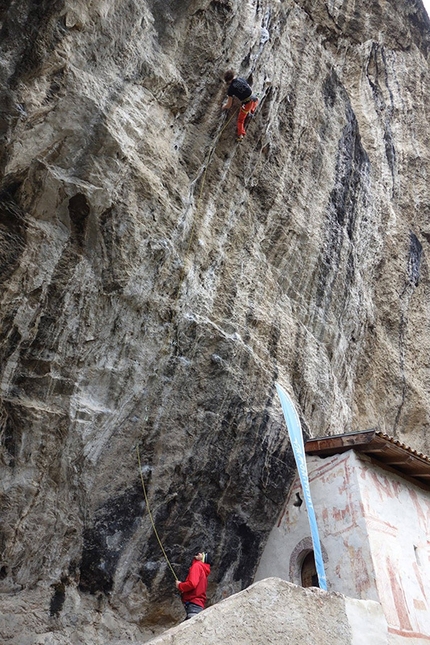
xmin=201 ymin=562 xmax=211 ymax=577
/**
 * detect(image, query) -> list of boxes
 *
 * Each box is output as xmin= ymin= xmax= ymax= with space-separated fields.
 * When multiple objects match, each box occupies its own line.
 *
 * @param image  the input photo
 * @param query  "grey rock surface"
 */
xmin=0 ymin=0 xmax=429 ymax=641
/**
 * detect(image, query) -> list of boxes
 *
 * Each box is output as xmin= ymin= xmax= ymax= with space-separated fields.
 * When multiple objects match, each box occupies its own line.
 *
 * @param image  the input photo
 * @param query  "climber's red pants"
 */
xmin=237 ymin=99 xmax=259 ymax=137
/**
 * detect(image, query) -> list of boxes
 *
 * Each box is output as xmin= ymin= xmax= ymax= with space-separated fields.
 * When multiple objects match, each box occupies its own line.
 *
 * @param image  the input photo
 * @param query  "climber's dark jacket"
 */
xmin=227 ymin=77 xmax=253 ymax=102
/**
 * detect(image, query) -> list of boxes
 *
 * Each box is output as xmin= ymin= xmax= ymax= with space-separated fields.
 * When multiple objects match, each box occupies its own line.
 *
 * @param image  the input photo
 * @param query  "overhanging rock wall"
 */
xmin=1 ymin=0 xmax=430 ymax=638
xmin=145 ymin=578 xmax=389 ymax=645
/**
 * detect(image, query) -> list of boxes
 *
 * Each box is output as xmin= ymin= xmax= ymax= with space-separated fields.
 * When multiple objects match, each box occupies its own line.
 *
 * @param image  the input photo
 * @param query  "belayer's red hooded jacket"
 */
xmin=177 ymin=559 xmax=211 ymax=608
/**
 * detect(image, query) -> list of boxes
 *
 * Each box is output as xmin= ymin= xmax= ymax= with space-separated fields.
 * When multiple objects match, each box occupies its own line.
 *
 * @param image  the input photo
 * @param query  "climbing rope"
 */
xmin=168 ymin=106 xmax=240 ymax=314
xmin=136 ymin=444 xmax=178 ymax=580
xmin=195 ymin=108 xmax=238 ymax=203
xmin=135 ymin=106 xmax=247 ymax=573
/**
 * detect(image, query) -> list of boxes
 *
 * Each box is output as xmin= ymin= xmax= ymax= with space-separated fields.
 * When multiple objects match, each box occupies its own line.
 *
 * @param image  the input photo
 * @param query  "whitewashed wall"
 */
xmin=254 ymin=451 xmax=430 ymax=643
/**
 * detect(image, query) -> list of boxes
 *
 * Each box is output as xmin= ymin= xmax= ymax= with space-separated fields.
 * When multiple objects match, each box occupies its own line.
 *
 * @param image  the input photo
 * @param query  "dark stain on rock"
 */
xmin=407 ymin=231 xmax=422 ymax=287
xmin=267 ymin=322 xmax=281 ymax=359
xmin=323 ymin=69 xmax=338 ymax=107
xmin=260 ymin=439 xmax=295 ymax=504
xmin=0 ymin=313 xmax=21 ymax=369
xmin=8 ymin=1 xmax=68 ymax=88
xmin=366 ymin=44 xmax=396 ymax=180
xmin=134 ymin=386 xmax=293 ymax=596
xmin=234 ymin=520 xmax=260 ymax=583
xmin=15 ymin=371 xmax=75 ymax=400
xmin=383 ymin=127 xmax=396 ymax=181
xmin=408 ymin=5 xmax=430 ymax=55
xmin=49 ymin=581 xmax=66 ymax=616
xmin=19 ymin=357 xmax=51 ymax=377
xmin=316 ymin=102 xmax=369 ymax=311
xmin=1 ymin=404 xmax=22 ymax=468
xmin=79 ymin=485 xmax=143 ymax=594
xmin=0 ymin=91 xmax=14 ymax=170
xmin=21 ymin=246 xmax=77 ymax=359
xmin=0 ymin=180 xmax=27 ymax=281
xmin=210 ymin=0 xmax=232 ymax=15
xmin=68 ymin=193 xmax=90 ymax=249
xmin=4 ymin=419 xmax=18 ymax=467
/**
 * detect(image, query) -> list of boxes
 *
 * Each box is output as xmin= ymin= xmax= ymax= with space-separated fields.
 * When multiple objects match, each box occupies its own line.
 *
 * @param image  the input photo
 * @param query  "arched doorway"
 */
xmin=289 ymin=537 xmax=327 ymax=588
xmin=301 ymin=550 xmax=319 ymax=588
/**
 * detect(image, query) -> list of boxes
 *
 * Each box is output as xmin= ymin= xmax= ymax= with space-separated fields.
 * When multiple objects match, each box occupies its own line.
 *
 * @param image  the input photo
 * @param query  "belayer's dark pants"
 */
xmin=184 ymin=602 xmax=203 ymax=620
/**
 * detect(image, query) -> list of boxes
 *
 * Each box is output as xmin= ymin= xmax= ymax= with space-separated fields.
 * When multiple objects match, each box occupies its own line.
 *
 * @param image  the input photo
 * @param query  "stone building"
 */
xmin=255 ymin=430 xmax=430 ymax=644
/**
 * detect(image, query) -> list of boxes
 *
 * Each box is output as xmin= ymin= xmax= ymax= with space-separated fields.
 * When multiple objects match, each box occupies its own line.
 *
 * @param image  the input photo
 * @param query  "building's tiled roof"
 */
xmin=305 ymin=429 xmax=430 ymax=490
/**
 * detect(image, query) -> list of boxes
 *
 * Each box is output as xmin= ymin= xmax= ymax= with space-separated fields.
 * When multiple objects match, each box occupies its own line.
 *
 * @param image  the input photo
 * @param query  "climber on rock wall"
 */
xmin=175 ymin=551 xmax=212 ymax=620
xmin=221 ymin=70 xmax=258 ymax=142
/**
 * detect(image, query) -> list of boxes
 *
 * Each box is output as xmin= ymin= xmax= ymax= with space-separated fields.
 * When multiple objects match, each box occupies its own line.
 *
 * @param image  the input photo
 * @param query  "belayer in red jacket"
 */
xmin=175 ymin=552 xmax=212 ymax=620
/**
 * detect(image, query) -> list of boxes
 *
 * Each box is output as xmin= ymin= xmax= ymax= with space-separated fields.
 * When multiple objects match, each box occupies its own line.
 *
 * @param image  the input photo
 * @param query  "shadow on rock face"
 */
xmin=78 ymin=485 xmax=144 ymax=595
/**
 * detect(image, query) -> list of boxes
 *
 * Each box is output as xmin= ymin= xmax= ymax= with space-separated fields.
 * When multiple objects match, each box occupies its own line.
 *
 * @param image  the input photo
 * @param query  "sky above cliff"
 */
xmin=423 ymin=0 xmax=430 ymax=15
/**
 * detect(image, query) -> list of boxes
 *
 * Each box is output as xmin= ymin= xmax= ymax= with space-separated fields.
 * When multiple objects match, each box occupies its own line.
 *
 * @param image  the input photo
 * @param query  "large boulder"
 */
xmin=146 ymin=578 xmax=388 ymax=645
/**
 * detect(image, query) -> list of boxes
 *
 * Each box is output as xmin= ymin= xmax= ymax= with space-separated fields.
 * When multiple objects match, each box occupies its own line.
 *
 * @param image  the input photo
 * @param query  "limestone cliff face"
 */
xmin=0 ymin=0 xmax=429 ymax=641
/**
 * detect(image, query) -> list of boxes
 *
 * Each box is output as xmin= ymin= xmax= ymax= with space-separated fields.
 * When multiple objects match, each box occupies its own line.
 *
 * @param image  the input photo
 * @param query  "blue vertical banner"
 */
xmin=275 ymin=382 xmax=327 ymax=590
